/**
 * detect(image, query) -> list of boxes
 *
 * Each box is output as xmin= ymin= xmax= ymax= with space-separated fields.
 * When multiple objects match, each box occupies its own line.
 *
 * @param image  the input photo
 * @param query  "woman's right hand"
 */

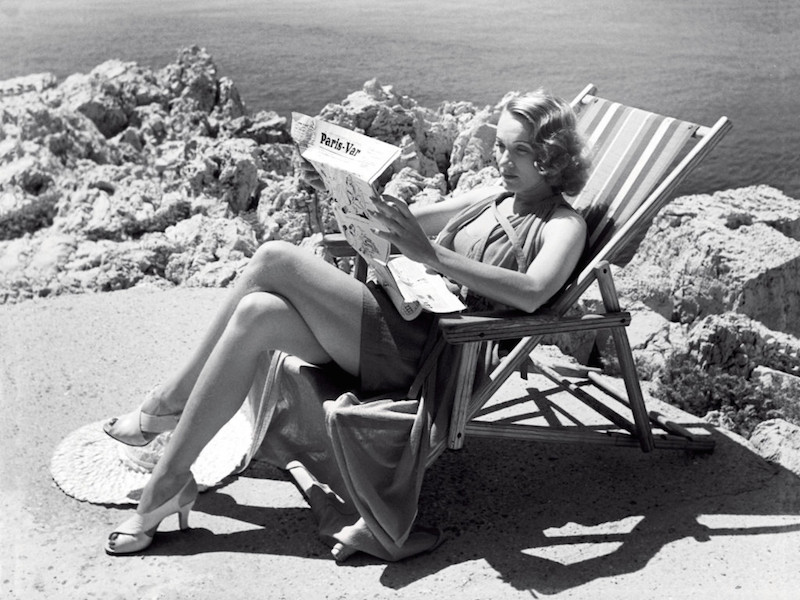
xmin=298 ymin=158 xmax=326 ymax=192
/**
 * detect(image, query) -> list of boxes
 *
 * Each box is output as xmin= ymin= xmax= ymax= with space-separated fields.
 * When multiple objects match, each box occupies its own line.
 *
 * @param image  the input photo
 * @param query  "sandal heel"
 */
xmin=105 ymin=476 xmax=197 ymax=555
xmin=178 ymin=501 xmax=194 ymax=530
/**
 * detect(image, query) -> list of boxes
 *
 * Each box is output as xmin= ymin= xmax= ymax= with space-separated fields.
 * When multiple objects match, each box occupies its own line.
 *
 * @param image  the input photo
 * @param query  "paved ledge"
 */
xmin=2 ymin=287 xmax=799 ymax=599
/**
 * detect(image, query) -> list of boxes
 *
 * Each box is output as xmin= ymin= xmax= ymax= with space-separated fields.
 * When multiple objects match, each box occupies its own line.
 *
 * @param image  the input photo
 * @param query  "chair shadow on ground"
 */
xmin=143 ymin=424 xmax=800 ymax=596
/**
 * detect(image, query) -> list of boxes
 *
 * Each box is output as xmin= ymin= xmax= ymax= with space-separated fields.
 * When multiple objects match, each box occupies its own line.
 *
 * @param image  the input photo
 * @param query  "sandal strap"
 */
xmin=139 ymin=411 xmax=180 ymax=433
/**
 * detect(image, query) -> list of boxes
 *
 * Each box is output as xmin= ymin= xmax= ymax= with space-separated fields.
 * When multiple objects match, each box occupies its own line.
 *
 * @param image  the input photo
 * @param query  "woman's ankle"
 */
xmin=138 ymin=469 xmax=192 ymax=512
xmin=144 ymin=383 xmax=188 ymax=415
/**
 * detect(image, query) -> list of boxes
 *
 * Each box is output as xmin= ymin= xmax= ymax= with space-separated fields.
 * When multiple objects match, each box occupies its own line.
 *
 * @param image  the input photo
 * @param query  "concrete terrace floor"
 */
xmin=2 ymin=287 xmax=799 ymax=600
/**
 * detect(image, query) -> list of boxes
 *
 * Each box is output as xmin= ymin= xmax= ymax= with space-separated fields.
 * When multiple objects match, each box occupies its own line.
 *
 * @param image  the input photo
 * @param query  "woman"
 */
xmin=103 ymin=89 xmax=590 ymax=555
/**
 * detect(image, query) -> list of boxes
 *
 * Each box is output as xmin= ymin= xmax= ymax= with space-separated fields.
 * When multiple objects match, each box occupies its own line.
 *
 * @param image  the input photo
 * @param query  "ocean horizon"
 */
xmin=1 ymin=0 xmax=798 ymax=197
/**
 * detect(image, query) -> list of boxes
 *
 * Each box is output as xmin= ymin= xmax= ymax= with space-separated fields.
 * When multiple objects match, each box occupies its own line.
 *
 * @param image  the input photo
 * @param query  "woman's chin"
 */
xmin=501 ymin=176 xmax=518 ymax=190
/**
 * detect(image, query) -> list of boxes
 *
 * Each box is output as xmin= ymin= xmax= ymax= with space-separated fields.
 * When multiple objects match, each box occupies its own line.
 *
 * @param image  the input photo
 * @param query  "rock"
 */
xmin=453 ymin=166 xmax=502 ymax=194
xmin=184 ymin=137 xmax=264 ymax=213
xmin=59 ymin=68 xmax=131 ymax=138
xmin=222 ymin=111 xmax=290 ymax=145
xmin=163 ymin=99 xmax=215 ymax=140
xmin=686 ymin=313 xmax=800 ymax=377
xmin=158 ymin=46 xmax=218 ymax=113
xmin=0 ymin=187 xmax=59 ymax=240
xmin=162 ymin=214 xmax=257 ymax=285
xmin=753 ymin=365 xmax=800 ymax=394
xmin=257 ymin=143 xmax=296 ymax=177
xmin=396 ymin=135 xmax=440 ymax=178
xmin=134 ymin=103 xmax=170 ymax=146
xmin=594 ymin=300 xmax=690 ymax=379
xmin=319 ymin=78 xmax=415 ymax=135
xmin=256 ymin=178 xmax=316 ymax=243
xmin=749 ymin=419 xmax=800 ymax=477
xmin=0 ymin=235 xmax=35 ymax=283
xmin=418 ymin=101 xmax=481 ymax=175
xmin=212 ymin=77 xmax=246 ymax=121
xmin=0 ymin=72 xmax=58 ymax=96
xmin=447 ymin=108 xmax=497 ymax=188
xmin=382 ymin=167 xmax=446 ymax=205
xmin=25 ymin=233 xmax=78 ymax=279
xmin=619 ymin=186 xmax=800 ymax=335
xmin=710 ymin=186 xmax=800 ymax=241
xmin=62 ymin=238 xmax=162 ymax=292
xmin=752 ymin=366 xmax=800 ymax=417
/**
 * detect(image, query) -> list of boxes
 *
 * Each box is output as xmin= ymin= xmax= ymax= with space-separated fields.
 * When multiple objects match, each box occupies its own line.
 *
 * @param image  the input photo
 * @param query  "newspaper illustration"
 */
xmin=292 ymin=112 xmax=466 ymax=320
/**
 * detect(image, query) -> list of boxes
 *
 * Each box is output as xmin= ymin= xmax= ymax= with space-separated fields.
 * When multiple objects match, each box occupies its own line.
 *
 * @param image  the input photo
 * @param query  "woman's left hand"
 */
xmin=370 ymin=194 xmax=438 ymax=266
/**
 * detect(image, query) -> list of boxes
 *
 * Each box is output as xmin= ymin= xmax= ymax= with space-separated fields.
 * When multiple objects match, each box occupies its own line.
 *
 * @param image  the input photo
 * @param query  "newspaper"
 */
xmin=292 ymin=112 xmax=466 ymax=320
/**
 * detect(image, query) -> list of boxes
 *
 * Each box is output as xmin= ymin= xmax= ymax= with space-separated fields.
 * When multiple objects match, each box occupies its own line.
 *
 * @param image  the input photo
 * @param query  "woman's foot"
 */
xmin=105 ymin=475 xmax=197 ymax=555
xmin=103 ymin=386 xmax=184 ymax=447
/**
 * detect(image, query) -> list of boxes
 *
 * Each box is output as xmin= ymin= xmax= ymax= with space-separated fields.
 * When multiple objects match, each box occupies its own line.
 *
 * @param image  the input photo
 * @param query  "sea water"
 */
xmin=1 ymin=0 xmax=798 ymax=197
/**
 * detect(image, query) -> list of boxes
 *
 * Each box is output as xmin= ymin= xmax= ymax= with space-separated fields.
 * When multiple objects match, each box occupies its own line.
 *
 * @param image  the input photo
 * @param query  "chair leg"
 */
xmin=448 ymin=343 xmax=480 ymax=450
xmin=595 ymin=262 xmax=655 ymax=452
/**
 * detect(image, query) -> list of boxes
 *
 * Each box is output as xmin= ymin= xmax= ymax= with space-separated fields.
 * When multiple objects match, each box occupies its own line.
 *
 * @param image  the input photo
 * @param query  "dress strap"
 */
xmin=491 ymin=201 xmax=529 ymax=272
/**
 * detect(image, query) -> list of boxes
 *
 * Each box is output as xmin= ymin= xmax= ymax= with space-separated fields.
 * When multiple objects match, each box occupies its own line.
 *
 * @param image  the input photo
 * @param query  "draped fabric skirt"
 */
xmin=240 ymin=284 xmax=453 ymax=561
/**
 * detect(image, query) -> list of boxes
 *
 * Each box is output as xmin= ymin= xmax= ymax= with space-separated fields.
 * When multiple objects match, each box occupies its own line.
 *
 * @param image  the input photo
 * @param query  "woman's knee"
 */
xmin=247 ymin=240 xmax=299 ymax=279
xmin=229 ymin=292 xmax=283 ymax=334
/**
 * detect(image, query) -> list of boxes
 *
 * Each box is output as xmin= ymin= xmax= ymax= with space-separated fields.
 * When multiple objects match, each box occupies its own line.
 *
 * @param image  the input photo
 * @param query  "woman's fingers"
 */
xmin=372 ymin=194 xmax=405 ymax=214
xmin=382 ymin=194 xmax=413 ymax=218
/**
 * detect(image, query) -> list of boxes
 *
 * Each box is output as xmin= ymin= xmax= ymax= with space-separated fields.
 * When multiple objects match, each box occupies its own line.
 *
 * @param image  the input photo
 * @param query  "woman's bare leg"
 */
xmin=134 ymin=242 xmax=367 ymax=512
xmin=127 ymin=242 xmax=353 ymax=415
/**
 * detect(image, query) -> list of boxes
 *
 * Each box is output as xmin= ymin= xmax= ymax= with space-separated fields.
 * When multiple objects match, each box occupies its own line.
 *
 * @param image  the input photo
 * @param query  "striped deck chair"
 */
xmin=430 ymin=84 xmax=732 ymax=457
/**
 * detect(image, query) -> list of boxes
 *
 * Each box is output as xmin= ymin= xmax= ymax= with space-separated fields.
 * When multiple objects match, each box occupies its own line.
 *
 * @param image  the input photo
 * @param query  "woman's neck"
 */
xmin=512 ymin=181 xmax=557 ymax=214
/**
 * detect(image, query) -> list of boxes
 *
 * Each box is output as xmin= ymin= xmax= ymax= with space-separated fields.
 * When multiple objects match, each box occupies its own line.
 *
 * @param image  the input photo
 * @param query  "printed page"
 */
xmin=387 ymin=256 xmax=466 ymax=314
xmin=369 ymin=260 xmax=423 ymax=320
xmin=292 ymin=112 xmax=399 ymax=184
xmin=330 ymin=188 xmax=392 ymax=263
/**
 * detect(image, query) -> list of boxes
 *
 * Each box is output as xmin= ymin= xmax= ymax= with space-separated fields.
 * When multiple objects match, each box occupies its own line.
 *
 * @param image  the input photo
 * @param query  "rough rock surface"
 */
xmin=0 ymin=50 xmax=499 ymax=303
xmin=749 ymin=419 xmax=800 ymax=476
xmin=618 ymin=187 xmax=800 ymax=335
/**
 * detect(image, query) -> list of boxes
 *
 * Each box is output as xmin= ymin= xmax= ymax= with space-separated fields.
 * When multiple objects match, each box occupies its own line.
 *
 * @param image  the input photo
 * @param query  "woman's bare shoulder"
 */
xmin=548 ymin=203 xmax=587 ymax=235
xmin=458 ymin=184 xmax=507 ymax=204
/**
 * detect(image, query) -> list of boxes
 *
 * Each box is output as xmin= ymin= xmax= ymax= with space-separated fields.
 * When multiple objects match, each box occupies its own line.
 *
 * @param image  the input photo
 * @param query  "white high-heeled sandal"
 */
xmin=105 ymin=476 xmax=197 ymax=555
xmin=103 ymin=388 xmax=181 ymax=447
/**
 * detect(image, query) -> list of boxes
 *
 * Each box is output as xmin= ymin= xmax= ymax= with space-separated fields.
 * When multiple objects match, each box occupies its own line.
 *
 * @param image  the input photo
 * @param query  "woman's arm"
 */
xmin=372 ymin=198 xmax=586 ymax=313
xmin=428 ymin=209 xmax=586 ymax=312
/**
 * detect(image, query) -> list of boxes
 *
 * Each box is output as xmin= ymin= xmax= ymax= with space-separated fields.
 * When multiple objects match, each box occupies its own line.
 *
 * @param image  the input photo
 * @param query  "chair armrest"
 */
xmin=322 ymin=233 xmax=400 ymax=258
xmin=437 ymin=311 xmax=631 ymax=344
xmin=322 ymin=233 xmax=357 ymax=258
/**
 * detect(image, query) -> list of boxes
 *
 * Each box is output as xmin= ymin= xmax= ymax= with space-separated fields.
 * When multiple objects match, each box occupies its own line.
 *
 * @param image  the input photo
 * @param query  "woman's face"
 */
xmin=494 ymin=110 xmax=546 ymax=196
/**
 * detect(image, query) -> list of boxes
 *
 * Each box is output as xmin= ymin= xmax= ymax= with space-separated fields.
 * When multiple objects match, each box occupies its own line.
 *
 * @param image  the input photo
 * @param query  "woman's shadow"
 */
xmin=384 ymin=428 xmax=800 ymax=594
xmin=143 ymin=429 xmax=800 ymax=595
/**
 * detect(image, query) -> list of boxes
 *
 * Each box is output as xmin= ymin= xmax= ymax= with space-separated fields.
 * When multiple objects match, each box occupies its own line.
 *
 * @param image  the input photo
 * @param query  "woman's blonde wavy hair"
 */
xmin=503 ymin=90 xmax=591 ymax=196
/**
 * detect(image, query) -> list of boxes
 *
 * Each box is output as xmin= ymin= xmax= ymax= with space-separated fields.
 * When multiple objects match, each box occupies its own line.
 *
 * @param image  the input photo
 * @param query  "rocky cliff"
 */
xmin=2 ymin=47 xmax=798 ymax=469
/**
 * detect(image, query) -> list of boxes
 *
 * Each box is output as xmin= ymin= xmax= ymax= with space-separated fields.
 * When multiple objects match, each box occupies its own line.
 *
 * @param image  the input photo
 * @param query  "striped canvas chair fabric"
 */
xmin=544 ymin=85 xmax=732 ymax=315
xmin=569 ymin=94 xmax=698 ymax=265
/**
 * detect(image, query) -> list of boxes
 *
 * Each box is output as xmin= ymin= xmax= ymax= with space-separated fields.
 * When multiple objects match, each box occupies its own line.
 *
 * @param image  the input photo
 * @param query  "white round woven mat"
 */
xmin=50 ymin=407 xmax=254 ymax=505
